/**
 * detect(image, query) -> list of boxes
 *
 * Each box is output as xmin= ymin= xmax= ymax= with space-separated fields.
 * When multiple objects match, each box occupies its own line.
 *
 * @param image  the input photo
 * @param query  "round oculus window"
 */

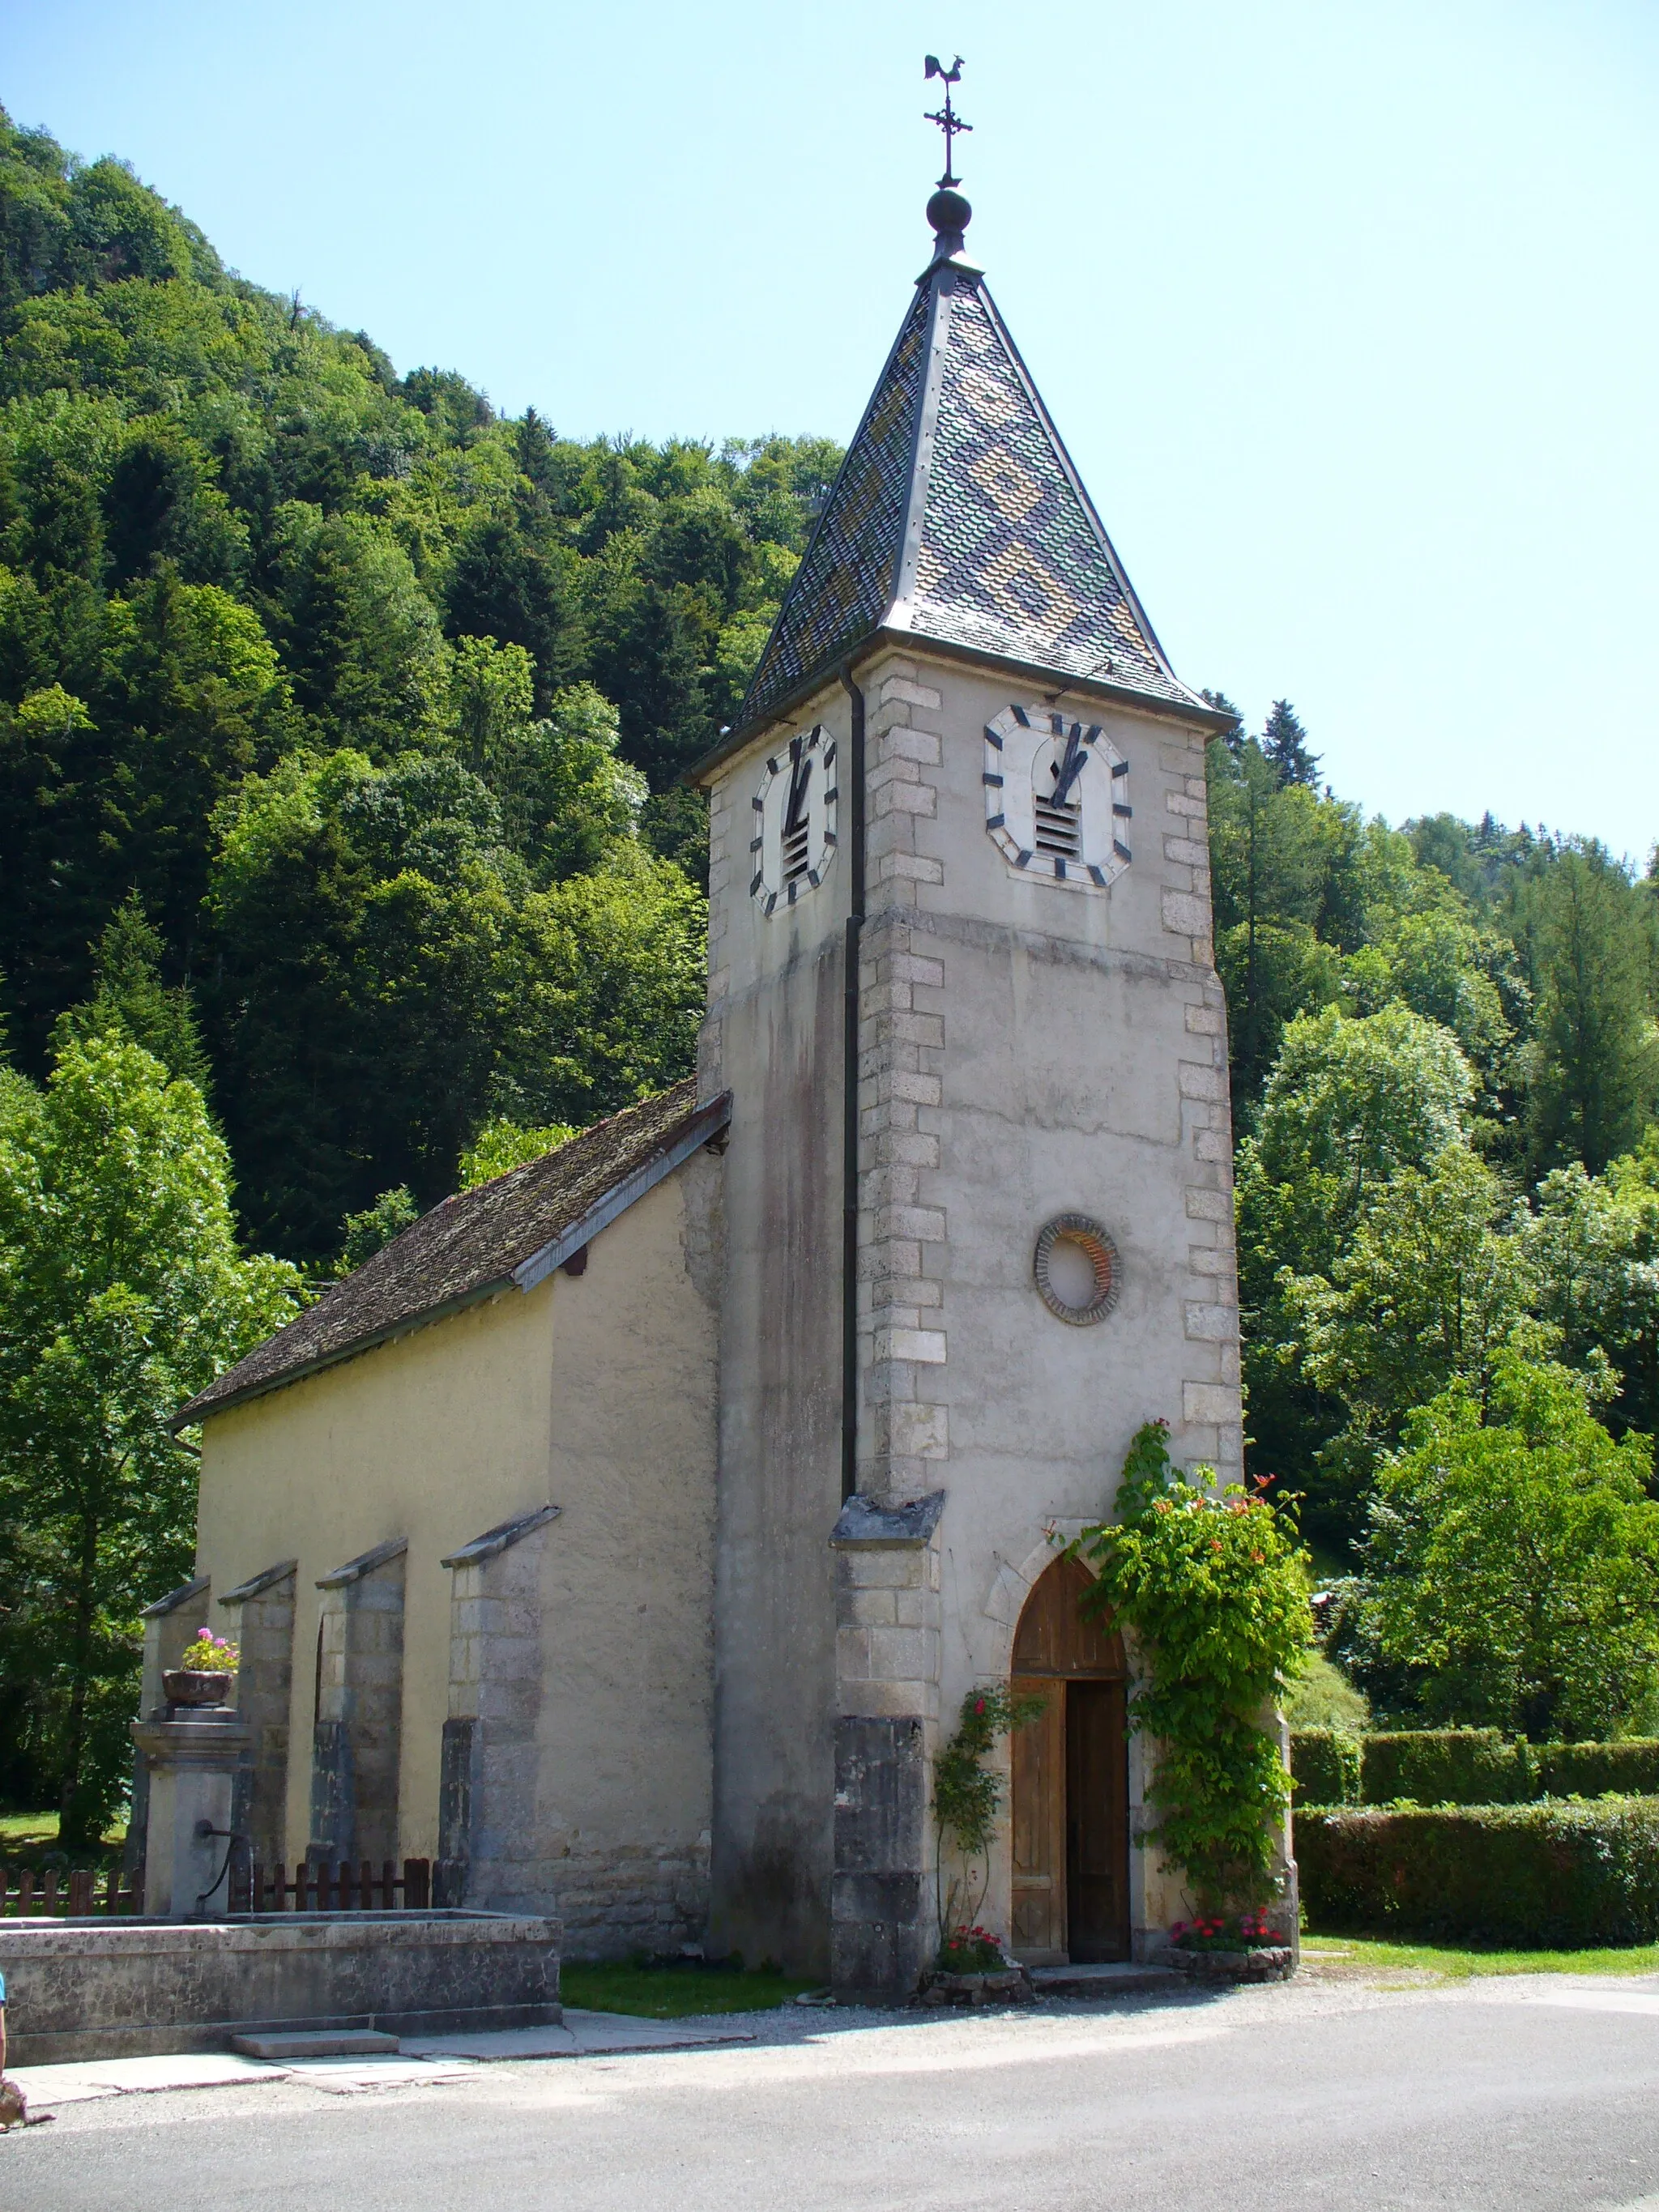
xmin=1034 ymin=1214 xmax=1120 ymax=1326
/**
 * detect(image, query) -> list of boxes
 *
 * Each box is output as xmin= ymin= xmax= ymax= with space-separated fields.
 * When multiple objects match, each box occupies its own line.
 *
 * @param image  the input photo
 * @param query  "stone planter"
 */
xmin=917 ymin=1965 xmax=1034 ymax=2008
xmin=1168 ymin=1944 xmax=1295 ymax=1984
xmin=163 ymin=1669 xmax=233 ymax=1707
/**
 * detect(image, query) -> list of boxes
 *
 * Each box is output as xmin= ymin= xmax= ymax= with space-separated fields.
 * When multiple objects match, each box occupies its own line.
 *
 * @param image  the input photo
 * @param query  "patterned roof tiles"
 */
xmin=897 ymin=280 xmax=1186 ymax=701
xmin=733 ymin=254 xmax=1204 ymax=742
xmin=738 ymin=289 xmax=928 ymax=726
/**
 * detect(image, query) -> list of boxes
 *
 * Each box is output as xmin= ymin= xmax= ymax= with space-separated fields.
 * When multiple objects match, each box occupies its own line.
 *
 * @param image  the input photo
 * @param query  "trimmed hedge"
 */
xmin=1537 ymin=1741 xmax=1659 ymax=1799
xmin=1359 ymin=1730 xmax=1536 ymax=1806
xmin=1288 ymin=1727 xmax=1659 ymax=1809
xmin=1297 ymin=1800 xmax=1659 ymax=1946
xmin=1289 ymin=1728 xmax=1361 ymax=1806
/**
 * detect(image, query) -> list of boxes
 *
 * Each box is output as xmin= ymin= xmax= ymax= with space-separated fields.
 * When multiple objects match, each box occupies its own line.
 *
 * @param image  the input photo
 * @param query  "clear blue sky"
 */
xmin=6 ymin=0 xmax=1657 ymax=857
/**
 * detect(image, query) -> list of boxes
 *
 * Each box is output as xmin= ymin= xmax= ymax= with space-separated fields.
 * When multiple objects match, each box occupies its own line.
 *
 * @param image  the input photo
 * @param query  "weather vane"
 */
xmin=923 ymin=54 xmax=971 ymax=188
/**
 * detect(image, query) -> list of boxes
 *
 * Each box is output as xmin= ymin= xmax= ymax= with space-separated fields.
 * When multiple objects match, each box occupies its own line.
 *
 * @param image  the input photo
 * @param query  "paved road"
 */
xmin=11 ymin=1968 xmax=1659 ymax=2210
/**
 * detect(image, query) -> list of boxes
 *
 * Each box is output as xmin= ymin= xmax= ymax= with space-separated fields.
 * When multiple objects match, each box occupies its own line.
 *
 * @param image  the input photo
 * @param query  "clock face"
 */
xmin=983 ymin=703 xmax=1130 ymax=891
xmin=750 ymin=723 xmax=838 ymax=914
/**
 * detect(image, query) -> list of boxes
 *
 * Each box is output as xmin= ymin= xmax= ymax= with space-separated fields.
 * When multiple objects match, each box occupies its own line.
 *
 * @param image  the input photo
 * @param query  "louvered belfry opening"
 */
xmin=1032 ymin=785 xmax=1082 ymax=862
xmin=782 ymin=815 xmax=812 ymax=885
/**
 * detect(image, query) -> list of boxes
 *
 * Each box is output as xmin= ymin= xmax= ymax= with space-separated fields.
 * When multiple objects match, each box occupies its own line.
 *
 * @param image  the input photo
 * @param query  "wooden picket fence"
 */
xmin=0 ymin=1855 xmax=433 ymax=1916
xmin=0 ymin=1865 xmax=139 ymax=1917
xmin=234 ymin=1858 xmax=432 ymax=1912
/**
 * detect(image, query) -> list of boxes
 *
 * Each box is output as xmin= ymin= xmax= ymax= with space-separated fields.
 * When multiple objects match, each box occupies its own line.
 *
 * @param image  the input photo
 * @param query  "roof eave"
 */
xmin=876 ymin=628 xmax=1235 ymax=733
xmin=170 ymin=1272 xmax=516 ymax=1431
xmin=687 ymin=648 xmax=875 ymax=785
xmin=510 ymin=1092 xmax=732 ymax=1292
xmin=693 ymin=627 xmax=1230 ymax=778
xmin=172 ymin=1089 xmax=735 ymax=1433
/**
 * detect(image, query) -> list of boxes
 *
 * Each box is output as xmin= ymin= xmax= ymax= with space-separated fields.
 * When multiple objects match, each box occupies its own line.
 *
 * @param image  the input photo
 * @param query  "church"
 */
xmin=168 ymin=158 xmax=1244 ymax=2000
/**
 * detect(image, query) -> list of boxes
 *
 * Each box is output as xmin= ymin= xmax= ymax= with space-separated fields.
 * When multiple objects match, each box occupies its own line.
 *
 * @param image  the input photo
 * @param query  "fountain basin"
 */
xmin=0 ymin=1909 xmax=561 ymax=2065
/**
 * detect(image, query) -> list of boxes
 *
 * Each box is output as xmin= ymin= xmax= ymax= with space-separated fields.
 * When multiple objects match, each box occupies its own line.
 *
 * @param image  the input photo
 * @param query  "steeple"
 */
xmin=728 ymin=81 xmax=1213 ymax=750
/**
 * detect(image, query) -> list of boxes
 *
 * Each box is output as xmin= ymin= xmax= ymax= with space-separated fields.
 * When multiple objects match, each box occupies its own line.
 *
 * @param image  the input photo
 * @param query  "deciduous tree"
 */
xmin=0 ymin=1034 xmax=300 ymax=1840
xmin=1346 ymin=1356 xmax=1659 ymax=1739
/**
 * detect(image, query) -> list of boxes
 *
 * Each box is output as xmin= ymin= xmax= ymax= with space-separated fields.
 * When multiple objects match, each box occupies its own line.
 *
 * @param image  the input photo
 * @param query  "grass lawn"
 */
xmin=0 ymin=1810 xmax=60 ymax=1852
xmin=0 ymin=1810 xmax=126 ymax=1863
xmin=1303 ymin=1933 xmax=1659 ymax=1980
xmin=560 ymin=1961 xmax=821 ymax=2018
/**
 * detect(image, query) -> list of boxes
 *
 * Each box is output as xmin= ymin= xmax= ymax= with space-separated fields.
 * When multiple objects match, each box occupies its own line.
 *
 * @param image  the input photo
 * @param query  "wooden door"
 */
xmin=1009 ymin=1555 xmax=1129 ymax=1965
xmin=1065 ymin=1679 xmax=1130 ymax=1961
xmin=1009 ymin=1677 xmax=1065 ymax=1961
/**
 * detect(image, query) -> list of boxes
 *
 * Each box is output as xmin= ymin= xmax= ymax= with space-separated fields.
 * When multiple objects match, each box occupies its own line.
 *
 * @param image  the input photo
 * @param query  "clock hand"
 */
xmin=1050 ymin=730 xmax=1088 ymax=806
xmin=784 ymin=748 xmax=812 ymax=837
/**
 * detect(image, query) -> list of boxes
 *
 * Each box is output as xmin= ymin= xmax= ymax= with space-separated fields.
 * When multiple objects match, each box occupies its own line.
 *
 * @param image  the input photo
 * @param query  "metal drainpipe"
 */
xmin=839 ymin=663 xmax=868 ymax=1503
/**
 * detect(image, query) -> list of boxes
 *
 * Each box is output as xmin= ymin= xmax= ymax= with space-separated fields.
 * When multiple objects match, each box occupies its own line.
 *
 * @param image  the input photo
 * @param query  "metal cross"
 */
xmin=923 ymin=54 xmax=972 ymax=187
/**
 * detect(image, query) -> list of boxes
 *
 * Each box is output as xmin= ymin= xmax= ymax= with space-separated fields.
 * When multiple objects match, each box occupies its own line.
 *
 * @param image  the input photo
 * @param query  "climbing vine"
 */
xmin=1075 ymin=1420 xmax=1312 ymax=1912
xmin=932 ymin=1684 xmax=1043 ymax=1947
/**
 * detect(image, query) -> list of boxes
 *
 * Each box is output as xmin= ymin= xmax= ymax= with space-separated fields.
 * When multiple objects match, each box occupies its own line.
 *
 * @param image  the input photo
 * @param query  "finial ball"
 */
xmin=927 ymin=186 xmax=972 ymax=238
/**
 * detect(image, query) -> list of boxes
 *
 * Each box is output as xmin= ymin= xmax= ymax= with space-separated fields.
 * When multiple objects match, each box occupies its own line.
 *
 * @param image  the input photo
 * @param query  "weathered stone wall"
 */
xmin=218 ymin=1561 xmax=296 ymax=1870
xmin=198 ymin=1279 xmax=560 ymax=1865
xmin=548 ymin=1837 xmax=711 ymax=1956
xmin=439 ymin=1507 xmax=553 ymax=1912
xmin=701 ymin=676 xmax=851 ymax=1979
xmin=123 ymin=1575 xmax=211 ymax=1890
xmin=309 ymin=1539 xmax=406 ymax=1867
xmin=437 ymin=1504 xmax=713 ymax=1951
xmin=829 ymin=1498 xmax=943 ymax=1997
xmin=852 ymin=646 xmax=1242 ymax=1961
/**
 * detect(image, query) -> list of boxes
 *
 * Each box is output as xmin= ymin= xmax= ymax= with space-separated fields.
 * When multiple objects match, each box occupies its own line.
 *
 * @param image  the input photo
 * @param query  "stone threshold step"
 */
xmin=232 ymin=2030 xmax=400 ymax=2060
xmin=1029 ymin=1963 xmax=1183 ymax=1999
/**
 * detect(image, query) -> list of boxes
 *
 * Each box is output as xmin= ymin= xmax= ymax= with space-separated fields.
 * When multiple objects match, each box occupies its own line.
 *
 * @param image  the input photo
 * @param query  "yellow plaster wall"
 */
xmin=194 ymin=1166 xmax=720 ymax=1872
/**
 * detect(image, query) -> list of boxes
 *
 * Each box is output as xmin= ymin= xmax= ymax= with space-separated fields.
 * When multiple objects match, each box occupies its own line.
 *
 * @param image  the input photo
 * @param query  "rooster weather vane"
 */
xmin=923 ymin=54 xmax=971 ymax=187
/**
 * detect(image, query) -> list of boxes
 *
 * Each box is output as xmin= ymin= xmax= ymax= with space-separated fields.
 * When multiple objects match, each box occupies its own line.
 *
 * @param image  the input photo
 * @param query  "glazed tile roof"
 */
xmin=732 ymin=251 xmax=1208 ymax=743
xmin=175 ymin=1080 xmax=729 ymax=1426
xmin=743 ymin=287 xmax=930 ymax=716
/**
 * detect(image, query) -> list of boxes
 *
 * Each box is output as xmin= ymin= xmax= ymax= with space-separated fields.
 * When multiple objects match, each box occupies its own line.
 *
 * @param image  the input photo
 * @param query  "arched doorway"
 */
xmin=1009 ymin=1554 xmax=1129 ymax=1964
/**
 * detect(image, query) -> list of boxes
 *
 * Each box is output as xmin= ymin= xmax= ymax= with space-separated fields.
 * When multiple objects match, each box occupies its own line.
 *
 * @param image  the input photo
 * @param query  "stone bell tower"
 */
xmin=693 ymin=152 xmax=1241 ymax=1993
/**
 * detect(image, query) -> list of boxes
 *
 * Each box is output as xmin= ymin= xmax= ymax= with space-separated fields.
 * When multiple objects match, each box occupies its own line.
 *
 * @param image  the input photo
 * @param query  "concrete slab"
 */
xmin=278 ymin=2056 xmax=480 ymax=2093
xmin=404 ymin=2024 xmax=578 ymax=2059
xmin=1029 ymin=1962 xmax=1183 ymax=2000
xmin=10 ymin=2052 xmax=281 ymax=2106
xmin=564 ymin=2009 xmax=758 ymax=2054
xmin=405 ymin=2010 xmax=757 ymax=2061
xmin=232 ymin=2029 xmax=400 ymax=2060
xmin=6 ymin=2067 xmax=119 ymax=2108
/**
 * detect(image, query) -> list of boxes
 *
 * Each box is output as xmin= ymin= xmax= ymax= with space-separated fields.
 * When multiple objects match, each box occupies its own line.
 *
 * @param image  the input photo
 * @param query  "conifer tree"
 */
xmin=53 ymin=892 xmax=208 ymax=1089
xmin=1260 ymin=698 xmax=1320 ymax=788
xmin=1524 ymin=843 xmax=1658 ymax=1175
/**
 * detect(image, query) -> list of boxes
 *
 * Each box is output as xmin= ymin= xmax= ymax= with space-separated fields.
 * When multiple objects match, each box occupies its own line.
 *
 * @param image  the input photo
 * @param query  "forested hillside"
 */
xmin=1206 ymin=704 xmax=1659 ymax=1577
xmin=0 ymin=108 xmax=835 ymax=1261
xmin=4 ymin=111 xmax=1659 ymax=1828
